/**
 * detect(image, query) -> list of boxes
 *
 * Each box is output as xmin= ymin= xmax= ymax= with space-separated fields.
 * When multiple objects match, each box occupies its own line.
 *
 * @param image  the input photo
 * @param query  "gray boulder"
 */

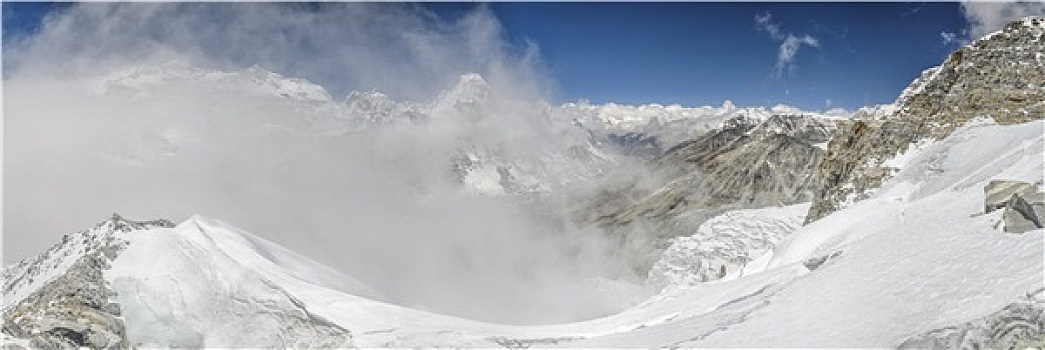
xmin=984 ymin=180 xmax=1044 ymax=233
xmin=985 ymin=180 xmax=1035 ymax=213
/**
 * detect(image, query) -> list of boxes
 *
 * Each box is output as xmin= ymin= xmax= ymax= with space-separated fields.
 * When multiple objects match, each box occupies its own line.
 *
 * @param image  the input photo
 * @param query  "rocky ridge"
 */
xmin=2 ymin=214 xmax=173 ymax=348
xmin=806 ymin=16 xmax=1045 ymax=222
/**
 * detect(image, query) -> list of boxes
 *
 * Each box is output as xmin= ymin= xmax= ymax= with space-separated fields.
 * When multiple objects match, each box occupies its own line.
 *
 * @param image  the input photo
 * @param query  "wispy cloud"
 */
xmin=939 ymin=30 xmax=967 ymax=46
xmin=900 ymin=5 xmax=922 ymax=18
xmin=755 ymin=11 xmax=819 ymax=78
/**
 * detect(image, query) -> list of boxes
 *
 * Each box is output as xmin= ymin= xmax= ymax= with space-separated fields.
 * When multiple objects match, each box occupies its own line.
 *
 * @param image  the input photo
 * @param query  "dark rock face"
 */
xmin=806 ymin=17 xmax=1045 ymax=223
xmin=898 ymin=289 xmax=1045 ymax=349
xmin=581 ymin=114 xmax=834 ymax=275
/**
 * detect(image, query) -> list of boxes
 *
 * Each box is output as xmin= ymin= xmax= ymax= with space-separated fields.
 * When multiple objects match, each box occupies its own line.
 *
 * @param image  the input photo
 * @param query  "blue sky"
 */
xmin=2 ymin=2 xmax=977 ymax=110
xmin=488 ymin=2 xmax=970 ymax=110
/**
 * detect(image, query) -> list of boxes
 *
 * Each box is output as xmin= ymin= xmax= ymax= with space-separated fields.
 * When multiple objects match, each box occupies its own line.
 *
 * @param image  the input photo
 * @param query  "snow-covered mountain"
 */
xmin=4 ymin=16 xmax=1044 ymax=349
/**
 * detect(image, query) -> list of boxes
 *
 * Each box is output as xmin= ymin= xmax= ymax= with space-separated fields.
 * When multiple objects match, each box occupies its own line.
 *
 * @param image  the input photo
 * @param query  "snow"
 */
xmin=6 ymin=61 xmax=1043 ymax=346
xmin=3 ymin=115 xmax=1035 ymax=347
xmin=75 ymin=119 xmax=1042 ymax=347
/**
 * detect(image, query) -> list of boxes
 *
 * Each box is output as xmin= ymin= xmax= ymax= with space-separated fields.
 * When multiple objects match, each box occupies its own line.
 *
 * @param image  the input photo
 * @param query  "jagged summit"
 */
xmin=99 ymin=213 xmax=176 ymax=233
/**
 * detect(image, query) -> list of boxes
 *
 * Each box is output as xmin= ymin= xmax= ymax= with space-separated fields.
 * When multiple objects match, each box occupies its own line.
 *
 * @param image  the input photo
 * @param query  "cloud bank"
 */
xmin=4 ymin=3 xmax=639 ymax=325
xmin=941 ymin=1 xmax=1045 ymax=45
xmin=3 ymin=3 xmax=550 ymax=102
xmin=961 ymin=0 xmax=1045 ymax=38
xmin=754 ymin=11 xmax=820 ymax=78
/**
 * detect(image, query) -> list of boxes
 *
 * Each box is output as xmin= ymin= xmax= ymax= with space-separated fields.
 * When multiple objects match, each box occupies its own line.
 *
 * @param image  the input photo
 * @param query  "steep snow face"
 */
xmin=106 ymin=217 xmax=357 ymax=347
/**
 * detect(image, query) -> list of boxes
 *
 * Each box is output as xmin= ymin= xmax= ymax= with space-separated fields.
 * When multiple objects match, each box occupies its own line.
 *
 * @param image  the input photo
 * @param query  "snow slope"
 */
xmin=6 ymin=118 xmax=1038 ymax=347
xmin=570 ymin=117 xmax=1044 ymax=347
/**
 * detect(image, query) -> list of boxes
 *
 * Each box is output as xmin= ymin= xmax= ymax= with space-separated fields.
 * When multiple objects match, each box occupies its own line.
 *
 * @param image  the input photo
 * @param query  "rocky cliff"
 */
xmin=806 ymin=16 xmax=1045 ymax=223
xmin=581 ymin=113 xmax=835 ymax=275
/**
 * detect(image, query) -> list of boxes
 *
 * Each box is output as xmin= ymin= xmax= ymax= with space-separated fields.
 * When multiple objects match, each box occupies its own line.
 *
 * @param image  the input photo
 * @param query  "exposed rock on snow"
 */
xmin=985 ymin=180 xmax=1037 ymax=212
xmin=898 ymin=289 xmax=1045 ymax=349
xmin=985 ymin=180 xmax=1045 ymax=233
xmin=806 ymin=16 xmax=1045 ymax=223
xmin=1 ymin=214 xmax=172 ymax=348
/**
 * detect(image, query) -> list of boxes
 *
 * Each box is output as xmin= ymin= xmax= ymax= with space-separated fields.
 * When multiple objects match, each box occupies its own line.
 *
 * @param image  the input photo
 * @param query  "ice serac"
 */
xmin=806 ymin=16 xmax=1045 ymax=223
xmin=646 ymin=203 xmax=809 ymax=287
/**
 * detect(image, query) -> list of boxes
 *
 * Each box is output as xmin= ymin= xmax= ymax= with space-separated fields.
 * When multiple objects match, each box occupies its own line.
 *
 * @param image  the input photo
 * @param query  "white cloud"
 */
xmin=754 ymin=12 xmax=820 ymax=78
xmin=754 ymin=12 xmax=783 ymax=40
xmin=959 ymin=1 xmax=1045 ymax=39
xmin=939 ymin=31 xmax=965 ymax=46
xmin=777 ymin=34 xmax=820 ymax=77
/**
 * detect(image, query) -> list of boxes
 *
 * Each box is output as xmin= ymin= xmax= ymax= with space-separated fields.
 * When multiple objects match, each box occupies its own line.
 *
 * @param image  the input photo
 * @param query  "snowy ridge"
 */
xmin=105 ymin=216 xmax=357 ymax=347
xmin=101 ymin=63 xmax=332 ymax=103
xmin=562 ymin=100 xmax=843 ymax=153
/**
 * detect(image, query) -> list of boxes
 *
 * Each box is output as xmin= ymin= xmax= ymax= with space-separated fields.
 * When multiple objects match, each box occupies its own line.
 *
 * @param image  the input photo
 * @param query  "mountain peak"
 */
xmin=445 ymin=73 xmax=492 ymax=101
xmin=98 ymin=213 xmax=176 ymax=233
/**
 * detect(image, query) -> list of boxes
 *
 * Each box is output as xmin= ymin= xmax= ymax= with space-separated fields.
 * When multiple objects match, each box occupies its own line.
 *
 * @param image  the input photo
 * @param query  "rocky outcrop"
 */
xmin=806 ymin=17 xmax=1045 ymax=223
xmin=986 ymin=180 xmax=1045 ymax=233
xmin=898 ymin=289 xmax=1045 ymax=349
xmin=2 ymin=214 xmax=173 ymax=348
xmin=3 ymin=254 xmax=126 ymax=348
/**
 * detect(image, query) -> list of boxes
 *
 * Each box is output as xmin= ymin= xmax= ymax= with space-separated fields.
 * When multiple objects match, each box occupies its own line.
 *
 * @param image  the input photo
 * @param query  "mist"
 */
xmin=3 ymin=3 xmax=647 ymax=325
